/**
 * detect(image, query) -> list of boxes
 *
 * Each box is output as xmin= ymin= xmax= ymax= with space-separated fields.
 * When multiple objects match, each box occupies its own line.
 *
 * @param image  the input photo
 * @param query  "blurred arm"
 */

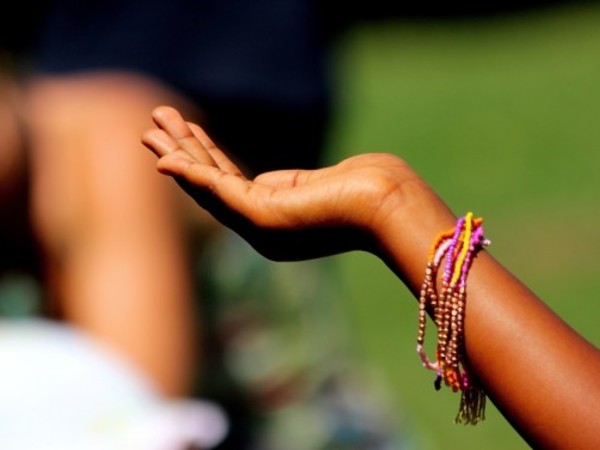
xmin=26 ymin=74 xmax=201 ymax=396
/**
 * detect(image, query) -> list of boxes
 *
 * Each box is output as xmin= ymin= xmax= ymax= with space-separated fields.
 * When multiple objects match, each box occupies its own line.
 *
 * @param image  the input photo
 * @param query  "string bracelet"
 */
xmin=416 ymin=212 xmax=490 ymax=425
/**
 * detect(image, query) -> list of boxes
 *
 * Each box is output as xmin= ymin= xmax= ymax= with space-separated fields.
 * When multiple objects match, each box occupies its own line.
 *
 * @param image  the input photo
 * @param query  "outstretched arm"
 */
xmin=142 ymin=106 xmax=600 ymax=449
xmin=142 ymin=107 xmax=456 ymax=260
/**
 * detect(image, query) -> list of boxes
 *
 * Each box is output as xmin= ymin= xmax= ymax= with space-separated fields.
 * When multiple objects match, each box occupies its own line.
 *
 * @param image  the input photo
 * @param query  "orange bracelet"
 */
xmin=416 ymin=213 xmax=490 ymax=424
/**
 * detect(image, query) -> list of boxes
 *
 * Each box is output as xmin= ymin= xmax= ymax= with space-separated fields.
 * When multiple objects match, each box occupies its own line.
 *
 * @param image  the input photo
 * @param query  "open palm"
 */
xmin=142 ymin=106 xmax=432 ymax=261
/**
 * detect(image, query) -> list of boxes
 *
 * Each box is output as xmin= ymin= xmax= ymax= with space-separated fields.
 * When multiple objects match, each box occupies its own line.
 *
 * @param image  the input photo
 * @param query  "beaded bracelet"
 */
xmin=416 ymin=212 xmax=490 ymax=425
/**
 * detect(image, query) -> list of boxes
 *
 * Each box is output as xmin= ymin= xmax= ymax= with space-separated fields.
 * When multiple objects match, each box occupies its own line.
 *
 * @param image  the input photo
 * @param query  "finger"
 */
xmin=151 ymin=106 xmax=216 ymax=166
xmin=158 ymin=153 xmax=265 ymax=219
xmin=188 ymin=122 xmax=245 ymax=177
xmin=141 ymin=128 xmax=180 ymax=158
xmin=156 ymin=151 xmax=202 ymax=178
xmin=187 ymin=121 xmax=217 ymax=150
xmin=157 ymin=152 xmax=247 ymax=198
xmin=152 ymin=105 xmax=195 ymax=140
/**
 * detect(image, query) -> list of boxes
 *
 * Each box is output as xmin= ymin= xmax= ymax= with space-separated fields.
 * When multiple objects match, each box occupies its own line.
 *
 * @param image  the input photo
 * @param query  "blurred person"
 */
xmin=20 ymin=0 xmax=331 ymax=389
xmin=1 ymin=0 xmax=405 ymax=448
xmin=1 ymin=24 xmax=228 ymax=450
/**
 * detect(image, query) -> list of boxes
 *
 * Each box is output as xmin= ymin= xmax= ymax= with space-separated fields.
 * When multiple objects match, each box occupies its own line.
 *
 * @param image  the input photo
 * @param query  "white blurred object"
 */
xmin=0 ymin=318 xmax=228 ymax=450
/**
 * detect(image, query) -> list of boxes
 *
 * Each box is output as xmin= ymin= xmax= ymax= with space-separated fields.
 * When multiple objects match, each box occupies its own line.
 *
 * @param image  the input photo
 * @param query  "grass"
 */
xmin=323 ymin=3 xmax=600 ymax=449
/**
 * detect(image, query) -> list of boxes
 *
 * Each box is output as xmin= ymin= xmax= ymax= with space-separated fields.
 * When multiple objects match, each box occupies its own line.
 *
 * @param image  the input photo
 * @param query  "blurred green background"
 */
xmin=322 ymin=2 xmax=600 ymax=449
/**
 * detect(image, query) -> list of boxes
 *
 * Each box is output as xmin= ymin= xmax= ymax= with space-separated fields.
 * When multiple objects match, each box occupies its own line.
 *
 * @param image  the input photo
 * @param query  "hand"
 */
xmin=142 ymin=106 xmax=436 ymax=261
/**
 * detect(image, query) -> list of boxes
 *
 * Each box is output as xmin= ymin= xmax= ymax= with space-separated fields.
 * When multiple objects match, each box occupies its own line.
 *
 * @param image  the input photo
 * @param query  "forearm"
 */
xmin=375 ymin=186 xmax=600 ymax=449
xmin=465 ymin=254 xmax=600 ymax=449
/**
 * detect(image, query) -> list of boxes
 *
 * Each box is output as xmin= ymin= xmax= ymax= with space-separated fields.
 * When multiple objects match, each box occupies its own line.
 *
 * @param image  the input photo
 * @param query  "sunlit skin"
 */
xmin=143 ymin=105 xmax=600 ymax=449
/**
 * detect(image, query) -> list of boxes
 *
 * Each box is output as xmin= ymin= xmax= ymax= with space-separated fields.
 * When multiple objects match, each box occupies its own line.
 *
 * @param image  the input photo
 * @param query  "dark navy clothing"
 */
xmin=31 ymin=0 xmax=328 ymax=108
xmin=29 ymin=0 xmax=332 ymax=173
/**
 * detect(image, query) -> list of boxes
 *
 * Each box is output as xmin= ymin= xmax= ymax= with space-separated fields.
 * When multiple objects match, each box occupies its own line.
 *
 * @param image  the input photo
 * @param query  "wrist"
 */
xmin=369 ymin=171 xmax=457 ymax=295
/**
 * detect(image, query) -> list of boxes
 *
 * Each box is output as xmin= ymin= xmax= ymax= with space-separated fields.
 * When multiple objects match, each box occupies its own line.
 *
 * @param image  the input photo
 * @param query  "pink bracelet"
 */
xmin=416 ymin=213 xmax=490 ymax=425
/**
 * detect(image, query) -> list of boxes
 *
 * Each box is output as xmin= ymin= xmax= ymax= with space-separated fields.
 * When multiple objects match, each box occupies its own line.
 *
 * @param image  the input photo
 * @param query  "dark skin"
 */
xmin=143 ymin=105 xmax=600 ymax=449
